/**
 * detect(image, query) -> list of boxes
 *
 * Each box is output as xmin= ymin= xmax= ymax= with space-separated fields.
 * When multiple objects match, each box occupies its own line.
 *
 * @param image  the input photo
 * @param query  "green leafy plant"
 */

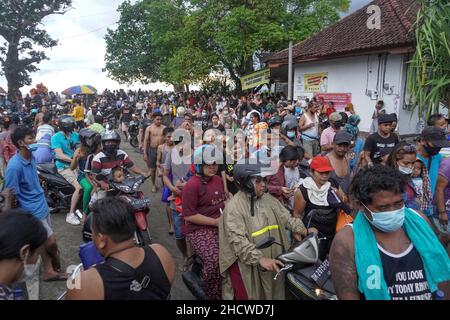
xmin=406 ymin=0 xmax=450 ymax=120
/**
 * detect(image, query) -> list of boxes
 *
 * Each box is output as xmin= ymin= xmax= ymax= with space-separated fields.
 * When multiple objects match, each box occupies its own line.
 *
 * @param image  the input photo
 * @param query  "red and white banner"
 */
xmin=314 ymin=93 xmax=352 ymax=111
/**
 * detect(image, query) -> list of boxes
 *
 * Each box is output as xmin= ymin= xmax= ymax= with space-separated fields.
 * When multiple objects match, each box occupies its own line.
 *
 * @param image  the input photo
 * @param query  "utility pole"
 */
xmin=288 ymin=40 xmax=293 ymax=101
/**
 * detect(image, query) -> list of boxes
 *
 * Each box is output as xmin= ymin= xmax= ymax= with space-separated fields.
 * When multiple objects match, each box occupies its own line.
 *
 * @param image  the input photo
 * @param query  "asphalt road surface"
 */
xmin=39 ymin=138 xmax=194 ymax=300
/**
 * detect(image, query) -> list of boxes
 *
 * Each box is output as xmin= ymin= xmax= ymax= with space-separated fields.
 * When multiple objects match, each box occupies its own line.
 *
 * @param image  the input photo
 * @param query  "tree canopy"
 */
xmin=105 ymin=0 xmax=349 ymax=91
xmin=0 ymin=0 xmax=72 ymax=99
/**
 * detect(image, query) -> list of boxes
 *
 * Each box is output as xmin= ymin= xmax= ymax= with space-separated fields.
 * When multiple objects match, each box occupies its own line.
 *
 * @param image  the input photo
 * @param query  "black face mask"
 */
xmin=424 ymin=145 xmax=441 ymax=156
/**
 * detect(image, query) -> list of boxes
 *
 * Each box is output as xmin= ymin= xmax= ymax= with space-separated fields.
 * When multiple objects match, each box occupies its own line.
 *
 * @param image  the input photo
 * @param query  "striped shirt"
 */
xmin=91 ymin=149 xmax=134 ymax=176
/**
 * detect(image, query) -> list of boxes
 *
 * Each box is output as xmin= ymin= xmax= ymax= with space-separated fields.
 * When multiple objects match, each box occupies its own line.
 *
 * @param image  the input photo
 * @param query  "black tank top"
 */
xmin=299 ymin=185 xmax=337 ymax=237
xmin=378 ymin=243 xmax=432 ymax=300
xmin=95 ymin=246 xmax=171 ymax=300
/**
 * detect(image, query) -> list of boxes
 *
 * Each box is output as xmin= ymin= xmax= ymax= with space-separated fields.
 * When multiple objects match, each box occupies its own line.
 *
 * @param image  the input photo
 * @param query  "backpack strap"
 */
xmin=105 ymin=255 xmax=170 ymax=299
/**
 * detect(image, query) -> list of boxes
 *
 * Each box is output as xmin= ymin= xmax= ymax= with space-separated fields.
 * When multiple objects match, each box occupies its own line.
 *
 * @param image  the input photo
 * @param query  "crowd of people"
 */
xmin=0 ymin=87 xmax=449 ymax=301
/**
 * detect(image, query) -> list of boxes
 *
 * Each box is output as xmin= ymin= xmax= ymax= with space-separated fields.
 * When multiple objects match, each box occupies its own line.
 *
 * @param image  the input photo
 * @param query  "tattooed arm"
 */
xmin=329 ymin=226 xmax=361 ymax=300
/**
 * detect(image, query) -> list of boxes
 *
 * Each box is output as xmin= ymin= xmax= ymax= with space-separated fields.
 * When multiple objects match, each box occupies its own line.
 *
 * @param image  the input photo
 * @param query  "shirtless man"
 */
xmin=34 ymin=105 xmax=49 ymax=128
xmin=326 ymin=131 xmax=352 ymax=197
xmin=143 ymin=112 xmax=166 ymax=192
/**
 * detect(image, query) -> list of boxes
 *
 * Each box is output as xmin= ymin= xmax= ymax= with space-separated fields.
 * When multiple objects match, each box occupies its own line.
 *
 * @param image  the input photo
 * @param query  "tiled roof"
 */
xmin=268 ymin=0 xmax=419 ymax=64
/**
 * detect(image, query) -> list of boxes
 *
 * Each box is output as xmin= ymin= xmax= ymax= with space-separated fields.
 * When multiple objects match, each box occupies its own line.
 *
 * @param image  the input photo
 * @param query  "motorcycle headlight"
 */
xmin=314 ymin=288 xmax=337 ymax=300
xmin=118 ymin=185 xmax=132 ymax=193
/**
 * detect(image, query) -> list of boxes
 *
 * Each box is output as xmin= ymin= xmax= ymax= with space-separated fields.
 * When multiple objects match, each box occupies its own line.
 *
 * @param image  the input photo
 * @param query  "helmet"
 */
xmin=268 ymin=116 xmax=283 ymax=128
xmin=233 ymin=163 xmax=265 ymax=195
xmin=59 ymin=115 xmax=76 ymax=132
xmin=101 ymin=130 xmax=121 ymax=143
xmin=282 ymin=120 xmax=298 ymax=132
xmin=79 ymin=128 xmax=101 ymax=153
xmin=101 ymin=130 xmax=121 ymax=156
xmin=193 ymin=144 xmax=218 ymax=174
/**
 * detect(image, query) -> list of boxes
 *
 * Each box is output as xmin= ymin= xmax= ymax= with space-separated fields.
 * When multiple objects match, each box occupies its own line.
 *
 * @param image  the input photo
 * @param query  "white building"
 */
xmin=267 ymin=0 xmax=421 ymax=134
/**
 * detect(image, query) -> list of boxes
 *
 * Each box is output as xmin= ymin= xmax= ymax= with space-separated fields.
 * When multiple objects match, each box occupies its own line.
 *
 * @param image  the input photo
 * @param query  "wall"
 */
xmin=293 ymin=54 xmax=420 ymax=134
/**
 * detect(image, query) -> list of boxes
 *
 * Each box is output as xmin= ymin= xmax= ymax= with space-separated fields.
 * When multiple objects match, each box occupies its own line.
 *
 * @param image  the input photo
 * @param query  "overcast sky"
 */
xmin=0 ymin=0 xmax=372 ymax=95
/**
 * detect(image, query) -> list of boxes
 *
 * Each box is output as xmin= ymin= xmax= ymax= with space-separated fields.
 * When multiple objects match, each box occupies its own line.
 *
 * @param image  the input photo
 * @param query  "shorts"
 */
xmin=147 ymin=147 xmax=158 ymax=169
xmin=172 ymin=210 xmax=184 ymax=240
xmin=121 ymin=122 xmax=129 ymax=132
xmin=40 ymin=215 xmax=54 ymax=238
xmin=59 ymin=168 xmax=79 ymax=186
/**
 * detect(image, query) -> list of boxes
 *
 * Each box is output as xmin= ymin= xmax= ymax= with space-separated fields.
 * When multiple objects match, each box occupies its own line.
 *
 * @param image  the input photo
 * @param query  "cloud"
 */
xmin=1 ymin=0 xmax=371 ymax=95
xmin=0 ymin=0 xmax=171 ymax=94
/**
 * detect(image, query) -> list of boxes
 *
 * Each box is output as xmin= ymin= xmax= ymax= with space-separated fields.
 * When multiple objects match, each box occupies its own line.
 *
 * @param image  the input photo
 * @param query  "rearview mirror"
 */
xmin=255 ymin=237 xmax=276 ymax=250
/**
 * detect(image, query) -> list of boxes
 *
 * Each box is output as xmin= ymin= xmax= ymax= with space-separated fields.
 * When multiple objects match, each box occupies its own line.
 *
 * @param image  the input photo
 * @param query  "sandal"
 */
xmin=43 ymin=272 xmax=69 ymax=282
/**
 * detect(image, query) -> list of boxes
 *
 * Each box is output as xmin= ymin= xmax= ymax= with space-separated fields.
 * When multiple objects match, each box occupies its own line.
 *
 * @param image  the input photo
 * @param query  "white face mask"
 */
xmin=16 ymin=251 xmax=41 ymax=283
xmin=398 ymin=165 xmax=413 ymax=175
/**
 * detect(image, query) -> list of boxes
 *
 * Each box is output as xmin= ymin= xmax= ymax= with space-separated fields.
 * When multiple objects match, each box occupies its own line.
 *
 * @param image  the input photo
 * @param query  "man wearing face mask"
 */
xmin=0 ymin=210 xmax=48 ymax=300
xmin=51 ymin=116 xmax=82 ymax=225
xmin=320 ymin=112 xmax=343 ymax=153
xmin=330 ymin=165 xmax=450 ymax=300
xmin=92 ymin=130 xmax=150 ymax=186
xmin=416 ymin=127 xmax=450 ymax=209
xmin=5 ymin=127 xmax=68 ymax=283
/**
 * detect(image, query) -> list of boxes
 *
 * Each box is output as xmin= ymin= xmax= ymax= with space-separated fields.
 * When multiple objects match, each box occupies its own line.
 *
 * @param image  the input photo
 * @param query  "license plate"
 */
xmin=310 ymin=259 xmax=331 ymax=287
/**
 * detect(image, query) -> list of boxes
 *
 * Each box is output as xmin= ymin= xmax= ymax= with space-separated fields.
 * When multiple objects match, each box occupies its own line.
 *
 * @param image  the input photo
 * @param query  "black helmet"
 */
xmin=79 ymin=128 xmax=101 ymax=153
xmin=268 ymin=116 xmax=283 ymax=128
xmin=101 ymin=130 xmax=121 ymax=143
xmin=59 ymin=115 xmax=76 ymax=132
xmin=233 ymin=163 xmax=270 ymax=216
xmin=101 ymin=130 xmax=121 ymax=156
xmin=233 ymin=163 xmax=265 ymax=195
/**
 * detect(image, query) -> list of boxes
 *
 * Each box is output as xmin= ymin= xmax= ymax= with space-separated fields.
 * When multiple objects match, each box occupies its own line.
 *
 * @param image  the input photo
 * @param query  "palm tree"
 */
xmin=406 ymin=0 xmax=450 ymax=120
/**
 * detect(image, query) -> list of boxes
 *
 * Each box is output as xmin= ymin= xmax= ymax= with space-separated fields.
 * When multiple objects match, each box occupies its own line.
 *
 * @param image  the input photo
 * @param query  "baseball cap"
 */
xmin=421 ymin=126 xmax=450 ymax=148
xmin=310 ymin=156 xmax=335 ymax=173
xmin=329 ymin=112 xmax=342 ymax=122
xmin=378 ymin=113 xmax=394 ymax=124
xmin=333 ymin=131 xmax=353 ymax=145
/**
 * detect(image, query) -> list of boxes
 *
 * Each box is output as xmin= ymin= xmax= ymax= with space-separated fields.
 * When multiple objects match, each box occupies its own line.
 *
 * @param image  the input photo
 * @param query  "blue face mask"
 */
xmin=287 ymin=131 xmax=296 ymax=139
xmin=362 ymin=204 xmax=405 ymax=233
xmin=27 ymin=144 xmax=38 ymax=153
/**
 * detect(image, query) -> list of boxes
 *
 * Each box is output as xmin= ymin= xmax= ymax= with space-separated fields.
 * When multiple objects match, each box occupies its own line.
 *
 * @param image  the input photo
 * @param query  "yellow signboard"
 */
xmin=304 ymin=72 xmax=328 ymax=92
xmin=240 ymin=69 xmax=270 ymax=91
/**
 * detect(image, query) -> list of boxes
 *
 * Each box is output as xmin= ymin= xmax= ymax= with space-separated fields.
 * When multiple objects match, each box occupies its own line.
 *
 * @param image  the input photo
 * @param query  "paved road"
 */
xmin=39 ymin=139 xmax=194 ymax=300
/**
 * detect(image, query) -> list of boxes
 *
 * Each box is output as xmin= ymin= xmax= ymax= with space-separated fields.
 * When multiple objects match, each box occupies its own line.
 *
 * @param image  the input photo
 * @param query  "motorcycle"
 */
xmin=255 ymin=233 xmax=337 ymax=300
xmin=182 ymin=208 xmax=337 ymax=301
xmin=37 ymin=162 xmax=83 ymax=214
xmin=82 ymin=173 xmax=152 ymax=247
xmin=128 ymin=119 xmax=140 ymax=148
xmin=182 ymin=255 xmax=207 ymax=300
xmin=98 ymin=105 xmax=118 ymax=130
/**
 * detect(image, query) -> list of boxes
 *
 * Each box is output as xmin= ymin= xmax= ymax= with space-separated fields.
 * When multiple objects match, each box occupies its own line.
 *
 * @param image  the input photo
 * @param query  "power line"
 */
xmin=44 ymin=10 xmax=118 ymax=23
xmin=58 ymin=21 xmax=118 ymax=42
